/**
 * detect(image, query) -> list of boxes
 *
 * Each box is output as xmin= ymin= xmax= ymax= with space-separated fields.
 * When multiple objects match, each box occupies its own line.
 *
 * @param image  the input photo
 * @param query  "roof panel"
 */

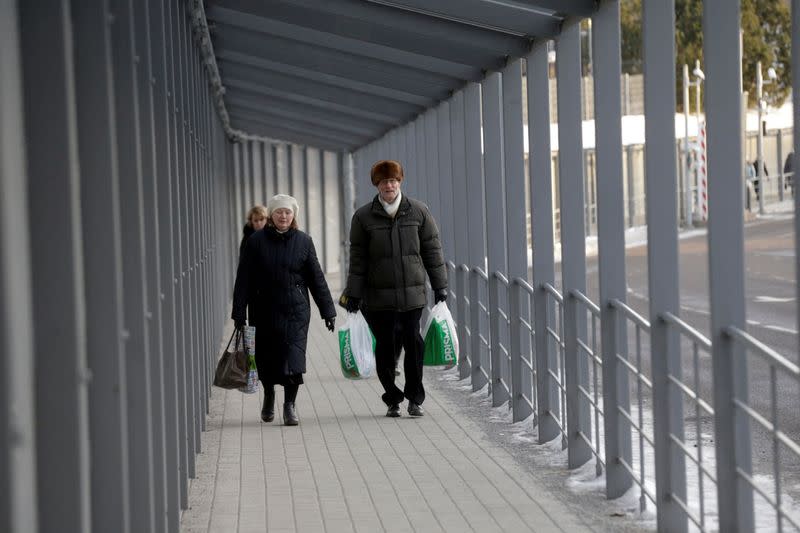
xmin=208 ymin=0 xmax=579 ymax=149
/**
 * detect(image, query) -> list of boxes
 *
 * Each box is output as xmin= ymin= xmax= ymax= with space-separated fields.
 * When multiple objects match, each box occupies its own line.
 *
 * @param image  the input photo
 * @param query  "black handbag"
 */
xmin=213 ymin=330 xmax=248 ymax=389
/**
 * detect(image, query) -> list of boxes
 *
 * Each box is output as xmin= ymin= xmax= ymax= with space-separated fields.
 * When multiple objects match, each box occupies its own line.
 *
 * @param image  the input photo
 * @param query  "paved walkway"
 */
xmin=181 ymin=315 xmax=601 ymax=533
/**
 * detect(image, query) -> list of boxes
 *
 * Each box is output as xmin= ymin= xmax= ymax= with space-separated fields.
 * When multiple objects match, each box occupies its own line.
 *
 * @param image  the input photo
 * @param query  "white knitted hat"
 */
xmin=267 ymin=194 xmax=299 ymax=217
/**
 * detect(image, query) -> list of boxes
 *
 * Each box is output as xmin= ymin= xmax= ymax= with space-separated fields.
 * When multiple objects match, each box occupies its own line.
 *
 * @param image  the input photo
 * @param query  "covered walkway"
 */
xmin=4 ymin=1 xmax=800 ymax=533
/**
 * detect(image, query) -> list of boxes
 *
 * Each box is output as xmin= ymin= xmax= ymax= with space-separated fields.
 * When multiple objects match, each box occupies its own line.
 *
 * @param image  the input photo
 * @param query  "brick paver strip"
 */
xmin=182 ymin=311 xmax=598 ymax=533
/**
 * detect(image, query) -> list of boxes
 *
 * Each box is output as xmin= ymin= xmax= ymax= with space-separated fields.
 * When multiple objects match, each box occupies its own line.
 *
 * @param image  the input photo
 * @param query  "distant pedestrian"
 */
xmin=239 ymin=205 xmax=268 ymax=262
xmin=784 ymin=152 xmax=795 ymax=197
xmin=232 ymin=194 xmax=336 ymax=426
xmin=339 ymin=160 xmax=447 ymax=418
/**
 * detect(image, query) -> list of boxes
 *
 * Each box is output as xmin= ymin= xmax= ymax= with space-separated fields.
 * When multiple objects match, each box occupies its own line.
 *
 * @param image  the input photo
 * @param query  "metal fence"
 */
xmin=355 ymin=1 xmax=800 ymax=531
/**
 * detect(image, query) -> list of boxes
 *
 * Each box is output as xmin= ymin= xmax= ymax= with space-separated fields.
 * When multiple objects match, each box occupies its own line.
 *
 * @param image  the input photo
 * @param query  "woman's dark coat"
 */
xmin=232 ymin=227 xmax=336 ymax=383
xmin=346 ymin=194 xmax=447 ymax=311
xmin=238 ymin=223 xmax=255 ymax=262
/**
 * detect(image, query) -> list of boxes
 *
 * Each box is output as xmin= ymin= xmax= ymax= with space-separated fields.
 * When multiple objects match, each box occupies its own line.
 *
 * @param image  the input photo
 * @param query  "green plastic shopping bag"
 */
xmin=422 ymin=302 xmax=459 ymax=367
xmin=338 ymin=311 xmax=376 ymax=379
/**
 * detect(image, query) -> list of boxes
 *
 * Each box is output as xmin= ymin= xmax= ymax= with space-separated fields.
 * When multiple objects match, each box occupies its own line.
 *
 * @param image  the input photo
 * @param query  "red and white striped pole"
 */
xmin=698 ymin=121 xmax=708 ymax=221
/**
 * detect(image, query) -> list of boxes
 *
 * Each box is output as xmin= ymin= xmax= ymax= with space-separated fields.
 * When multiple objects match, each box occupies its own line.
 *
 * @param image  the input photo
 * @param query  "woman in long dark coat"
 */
xmin=238 ymin=204 xmax=267 ymax=262
xmin=232 ymin=194 xmax=336 ymax=426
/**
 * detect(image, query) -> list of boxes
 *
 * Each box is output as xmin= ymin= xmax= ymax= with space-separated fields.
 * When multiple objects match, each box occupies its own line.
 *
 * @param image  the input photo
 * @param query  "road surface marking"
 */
xmin=754 ymin=296 xmax=796 ymax=303
xmin=762 ymin=324 xmax=799 ymax=335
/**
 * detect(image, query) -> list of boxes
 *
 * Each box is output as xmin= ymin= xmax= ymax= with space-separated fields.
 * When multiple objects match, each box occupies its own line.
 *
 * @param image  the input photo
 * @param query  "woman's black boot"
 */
xmin=261 ymin=387 xmax=275 ymax=422
xmin=283 ymin=402 xmax=299 ymax=426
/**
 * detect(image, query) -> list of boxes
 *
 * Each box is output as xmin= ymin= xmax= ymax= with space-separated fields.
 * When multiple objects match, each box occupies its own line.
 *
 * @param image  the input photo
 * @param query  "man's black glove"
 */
xmin=325 ymin=317 xmax=336 ymax=332
xmin=339 ymin=294 xmax=361 ymax=313
xmin=434 ymin=288 xmax=448 ymax=304
xmin=234 ymin=319 xmax=245 ymax=330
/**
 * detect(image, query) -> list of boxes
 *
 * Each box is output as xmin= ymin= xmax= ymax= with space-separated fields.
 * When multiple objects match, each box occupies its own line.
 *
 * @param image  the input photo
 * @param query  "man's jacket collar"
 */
xmin=371 ymin=194 xmax=410 ymax=219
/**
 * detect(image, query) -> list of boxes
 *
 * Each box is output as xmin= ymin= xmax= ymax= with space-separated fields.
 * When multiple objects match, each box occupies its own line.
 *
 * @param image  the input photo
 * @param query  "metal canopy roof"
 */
xmin=207 ymin=0 xmax=596 ymax=151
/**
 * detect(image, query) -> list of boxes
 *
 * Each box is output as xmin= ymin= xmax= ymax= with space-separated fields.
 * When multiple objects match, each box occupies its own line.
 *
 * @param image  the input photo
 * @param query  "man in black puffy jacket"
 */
xmin=340 ymin=160 xmax=447 ymax=418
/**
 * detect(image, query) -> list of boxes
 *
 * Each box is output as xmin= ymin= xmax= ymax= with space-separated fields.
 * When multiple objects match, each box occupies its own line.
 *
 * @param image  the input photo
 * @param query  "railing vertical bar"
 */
xmin=634 ymin=325 xmax=646 ymax=513
xmin=771 ymin=366 xmax=783 ymax=533
xmin=693 ymin=342 xmax=705 ymax=531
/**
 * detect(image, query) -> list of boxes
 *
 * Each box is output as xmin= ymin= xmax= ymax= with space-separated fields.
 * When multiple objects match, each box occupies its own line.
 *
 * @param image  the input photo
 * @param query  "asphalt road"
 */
xmin=579 ymin=214 xmax=800 ymax=512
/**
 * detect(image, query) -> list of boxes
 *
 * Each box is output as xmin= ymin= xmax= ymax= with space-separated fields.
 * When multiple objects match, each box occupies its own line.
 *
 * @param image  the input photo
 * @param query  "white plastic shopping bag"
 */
xmin=338 ymin=311 xmax=376 ymax=379
xmin=239 ymin=325 xmax=259 ymax=394
xmin=421 ymin=302 xmax=459 ymax=367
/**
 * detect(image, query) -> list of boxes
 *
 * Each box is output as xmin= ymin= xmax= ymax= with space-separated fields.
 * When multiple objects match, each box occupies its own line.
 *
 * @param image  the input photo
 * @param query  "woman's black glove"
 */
xmin=339 ymin=294 xmax=361 ymax=313
xmin=325 ymin=317 xmax=336 ymax=331
xmin=434 ymin=288 xmax=448 ymax=304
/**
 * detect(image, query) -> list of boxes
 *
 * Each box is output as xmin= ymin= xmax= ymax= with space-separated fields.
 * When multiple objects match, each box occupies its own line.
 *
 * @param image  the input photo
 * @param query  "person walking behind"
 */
xmin=232 ymin=194 xmax=336 ymax=426
xmin=340 ymin=160 xmax=447 ymax=418
xmin=239 ymin=205 xmax=268 ymax=262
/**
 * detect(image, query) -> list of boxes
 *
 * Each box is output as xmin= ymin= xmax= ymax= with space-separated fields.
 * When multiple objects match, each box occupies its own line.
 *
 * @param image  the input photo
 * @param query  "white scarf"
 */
xmin=380 ymin=191 xmax=402 ymax=218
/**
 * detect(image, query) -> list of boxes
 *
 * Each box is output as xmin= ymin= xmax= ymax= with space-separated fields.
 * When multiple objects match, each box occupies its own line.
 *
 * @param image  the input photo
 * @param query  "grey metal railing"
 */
xmin=447 ymin=265 xmax=800 ymax=532
xmin=609 ymin=299 xmax=656 ymax=513
xmin=661 ymin=312 xmax=717 ymax=531
xmin=541 ymin=282 xmax=569 ymax=449
xmin=571 ymin=289 xmax=605 ymax=477
xmin=726 ymin=326 xmax=800 ymax=531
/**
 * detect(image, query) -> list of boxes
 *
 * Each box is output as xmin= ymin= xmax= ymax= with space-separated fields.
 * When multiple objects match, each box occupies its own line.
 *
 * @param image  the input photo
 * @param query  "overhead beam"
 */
xmin=511 ymin=0 xmax=595 ymax=17
xmin=207 ymin=6 xmax=481 ymax=78
xmin=227 ymin=102 xmax=377 ymax=139
xmin=229 ymin=112 xmax=368 ymax=146
xmin=219 ymin=62 xmax=427 ymax=114
xmin=212 ymin=29 xmax=461 ymax=92
xmin=362 ymin=0 xmax=561 ymax=37
xmin=232 ymin=119 xmax=356 ymax=152
xmin=224 ymin=78 xmax=408 ymax=124
xmin=216 ymin=50 xmax=439 ymax=106
xmin=212 ymin=0 xmax=528 ymax=64
xmin=224 ymin=91 xmax=389 ymax=131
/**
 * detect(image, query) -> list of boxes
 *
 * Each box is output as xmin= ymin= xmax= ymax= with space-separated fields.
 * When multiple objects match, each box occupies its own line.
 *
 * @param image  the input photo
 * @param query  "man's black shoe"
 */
xmin=407 ymin=402 xmax=424 ymax=417
xmin=261 ymin=387 xmax=275 ymax=423
xmin=386 ymin=404 xmax=401 ymax=418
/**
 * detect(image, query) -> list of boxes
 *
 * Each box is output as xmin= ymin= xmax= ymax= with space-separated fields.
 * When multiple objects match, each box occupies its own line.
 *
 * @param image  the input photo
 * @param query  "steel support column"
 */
xmin=527 ymin=42 xmax=560 ymax=444
xmin=643 ymin=1 xmax=687 ymax=529
xmin=556 ymin=20 xmax=591 ymax=469
xmin=502 ymin=59 xmax=533 ymax=422
xmin=21 ymin=0 xmax=93 ymax=523
xmin=592 ymin=0 xmax=633 ymax=499
xmin=151 ymin=0 xmax=182 ymax=527
xmin=465 ymin=83 xmax=488 ymax=392
xmin=704 ymin=1 xmax=754 ymax=530
xmin=110 ymin=0 xmax=157 ymax=528
xmin=793 ymin=0 xmax=800 ymax=350
xmin=135 ymin=3 xmax=168 ymax=529
xmin=450 ymin=91 xmax=471 ymax=380
xmin=72 ymin=2 xmax=131 ymax=531
xmin=482 ymin=71 xmax=510 ymax=407
xmin=437 ymin=103 xmax=455 ymax=265
xmin=0 ymin=2 xmax=36 ymax=531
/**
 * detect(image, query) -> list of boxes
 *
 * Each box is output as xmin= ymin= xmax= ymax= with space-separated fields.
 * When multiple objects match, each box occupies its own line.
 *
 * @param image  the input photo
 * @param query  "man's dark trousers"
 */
xmin=363 ymin=308 xmax=425 ymax=406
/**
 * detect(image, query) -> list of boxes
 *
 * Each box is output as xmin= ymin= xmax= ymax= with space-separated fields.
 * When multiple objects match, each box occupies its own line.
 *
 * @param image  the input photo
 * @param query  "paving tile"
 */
xmin=182 ymin=314 xmax=601 ymax=533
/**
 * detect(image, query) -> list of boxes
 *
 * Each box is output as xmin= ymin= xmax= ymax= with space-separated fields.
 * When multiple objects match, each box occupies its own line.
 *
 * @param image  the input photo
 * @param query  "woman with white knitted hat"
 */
xmin=232 ymin=194 xmax=336 ymax=426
